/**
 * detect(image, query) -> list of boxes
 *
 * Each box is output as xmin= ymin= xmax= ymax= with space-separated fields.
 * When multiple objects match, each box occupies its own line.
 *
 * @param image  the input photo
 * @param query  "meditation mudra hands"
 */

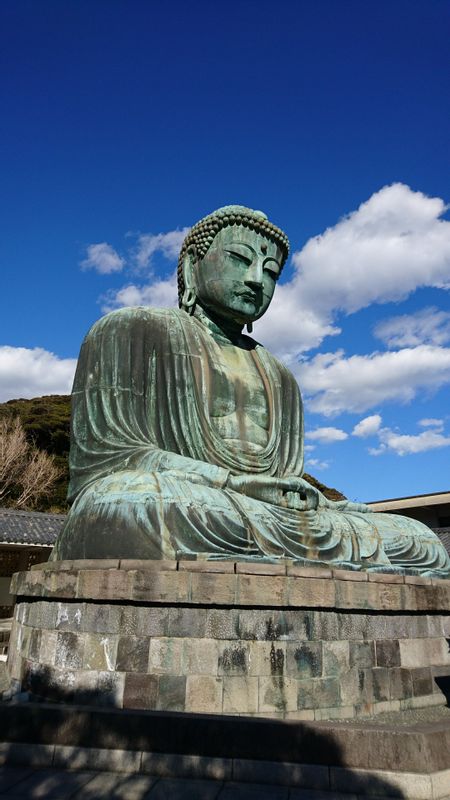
xmin=226 ymin=474 xmax=321 ymax=511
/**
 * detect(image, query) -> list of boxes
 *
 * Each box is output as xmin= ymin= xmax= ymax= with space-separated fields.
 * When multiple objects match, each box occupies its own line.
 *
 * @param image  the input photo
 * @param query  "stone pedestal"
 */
xmin=6 ymin=560 xmax=450 ymax=720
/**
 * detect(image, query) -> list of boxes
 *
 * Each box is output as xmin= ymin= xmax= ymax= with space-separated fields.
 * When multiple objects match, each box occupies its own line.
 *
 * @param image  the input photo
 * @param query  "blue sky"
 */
xmin=1 ymin=0 xmax=449 ymax=501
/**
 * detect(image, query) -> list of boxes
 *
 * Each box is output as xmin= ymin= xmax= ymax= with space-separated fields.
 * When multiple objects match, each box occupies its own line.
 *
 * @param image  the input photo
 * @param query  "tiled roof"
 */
xmin=0 ymin=508 xmax=66 ymax=547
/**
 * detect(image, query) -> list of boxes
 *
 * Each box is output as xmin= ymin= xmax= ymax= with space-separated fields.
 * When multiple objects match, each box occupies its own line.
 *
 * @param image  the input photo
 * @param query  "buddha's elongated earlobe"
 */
xmin=181 ymin=246 xmax=198 ymax=315
xmin=182 ymin=287 xmax=197 ymax=315
xmin=246 ymin=322 xmax=253 ymax=333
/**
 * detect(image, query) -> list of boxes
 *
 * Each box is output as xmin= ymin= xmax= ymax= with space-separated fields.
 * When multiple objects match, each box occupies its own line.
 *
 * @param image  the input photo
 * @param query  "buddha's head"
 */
xmin=177 ymin=205 xmax=289 ymax=329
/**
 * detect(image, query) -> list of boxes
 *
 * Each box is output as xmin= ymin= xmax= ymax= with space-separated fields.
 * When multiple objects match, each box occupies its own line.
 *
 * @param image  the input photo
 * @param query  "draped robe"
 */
xmin=52 ymin=307 xmax=450 ymax=576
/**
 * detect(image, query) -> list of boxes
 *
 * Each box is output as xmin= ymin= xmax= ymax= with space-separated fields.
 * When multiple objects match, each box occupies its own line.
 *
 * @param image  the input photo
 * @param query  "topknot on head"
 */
xmin=177 ymin=204 xmax=289 ymax=307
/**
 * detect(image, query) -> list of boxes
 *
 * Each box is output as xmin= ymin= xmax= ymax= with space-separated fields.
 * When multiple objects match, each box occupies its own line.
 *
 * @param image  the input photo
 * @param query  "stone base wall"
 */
xmin=6 ymin=560 xmax=450 ymax=720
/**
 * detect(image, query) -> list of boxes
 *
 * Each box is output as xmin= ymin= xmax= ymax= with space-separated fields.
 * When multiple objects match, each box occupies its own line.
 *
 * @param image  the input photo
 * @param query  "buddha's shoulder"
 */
xmin=85 ymin=306 xmax=182 ymax=339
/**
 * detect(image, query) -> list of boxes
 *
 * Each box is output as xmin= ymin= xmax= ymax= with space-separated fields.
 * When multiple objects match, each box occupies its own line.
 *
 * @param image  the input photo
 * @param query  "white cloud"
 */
xmin=0 ymin=346 xmax=76 ymax=402
xmin=304 ymin=444 xmax=316 ymax=453
xmin=376 ymin=428 xmax=450 ymax=456
xmin=352 ymin=414 xmax=382 ymax=438
xmin=305 ymin=426 xmax=348 ymax=443
xmin=257 ymin=183 xmax=450 ymax=356
xmin=418 ymin=418 xmax=444 ymax=428
xmin=133 ymin=228 xmax=190 ymax=269
xmin=298 ymin=345 xmax=450 ymax=416
xmin=305 ymin=457 xmax=330 ymax=471
xmin=81 ymin=243 xmax=125 ymax=274
xmin=374 ymin=307 xmax=450 ymax=348
xmin=101 ymin=272 xmax=178 ymax=312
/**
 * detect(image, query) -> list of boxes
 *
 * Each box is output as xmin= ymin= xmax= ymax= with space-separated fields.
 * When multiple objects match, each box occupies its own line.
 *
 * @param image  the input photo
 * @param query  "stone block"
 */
xmin=0 ymin=742 xmax=55 ymax=767
xmin=286 ymin=642 xmax=322 ymax=678
xmin=232 ymin=759 xmax=329 ymax=790
xmin=339 ymin=668 xmax=360 ymax=706
xmin=367 ymin=571 xmax=404 ymax=584
xmin=77 ymin=569 xmax=134 ymax=601
xmin=191 ymin=572 xmax=236 ymax=604
xmin=82 ymin=603 xmax=121 ymax=635
xmin=222 ymin=676 xmax=259 ymax=713
xmin=148 ymin=637 xmax=183 ymax=674
xmin=236 ymin=562 xmax=286 ymax=575
xmin=315 ymin=610 xmax=340 ymax=641
xmin=237 ymin=575 xmax=287 ymax=606
xmin=287 ymin=565 xmax=332 ymax=579
xmin=55 ymin=601 xmax=85 ymax=632
xmin=96 ymin=670 xmax=125 ymax=707
xmin=13 ymin=570 xmax=44 ymax=597
xmin=206 ymin=609 xmax=239 ymax=640
xmin=120 ymin=559 xmax=176 ymax=571
xmin=296 ymin=679 xmax=315 ymax=710
xmin=53 ymin=744 xmax=142 ymax=773
xmin=218 ymin=642 xmax=250 ymax=676
xmin=349 ymin=641 xmax=375 ymax=669
xmin=185 ymin=675 xmax=222 ymax=713
xmin=133 ymin=570 xmax=190 ymax=603
xmin=314 ymin=676 xmax=341 ymax=708
xmin=322 ymin=640 xmax=349 ymax=676
xmin=116 ymin=635 xmax=150 ymax=672
xmin=411 ymin=666 xmax=433 ymax=697
xmin=425 ymin=614 xmax=444 ymax=637
xmin=372 ymin=667 xmax=390 ymax=702
xmin=169 ymin=607 xmax=207 ymax=638
xmin=334 ymin=569 xmax=368 ymax=582
xmin=247 ymin=641 xmax=285 ymax=677
xmin=314 ymin=705 xmax=355 ymax=721
xmin=337 ymin=613 xmax=369 ymax=640
xmin=183 ymin=638 xmax=219 ymax=675
xmin=404 ymin=574 xmax=432 ymax=586
xmin=285 ymin=709 xmax=315 ymax=720
xmin=238 ymin=609 xmax=293 ymax=641
xmin=140 ymin=753 xmax=232 ymax=780
xmin=399 ymin=637 xmax=432 ymax=668
xmin=55 ymin=631 xmax=84 ymax=669
xmin=259 ymin=676 xmax=297 ymax=713
xmin=72 ymin=559 xmax=120 ymax=570
xmin=287 ymin=577 xmax=335 ymax=608
xmin=136 ymin=606 xmax=170 ymax=637
xmin=43 ymin=569 xmax=79 ymax=598
xmin=375 ymin=639 xmax=401 ymax=667
xmin=390 ymin=667 xmax=413 ymax=700
xmin=28 ymin=628 xmax=42 ymax=661
xmin=123 ymin=673 xmax=158 ymax=710
xmin=180 ymin=559 xmax=235 ymax=573
xmin=330 ymin=766 xmax=433 ymax=800
xmin=83 ymin=633 xmax=118 ymax=671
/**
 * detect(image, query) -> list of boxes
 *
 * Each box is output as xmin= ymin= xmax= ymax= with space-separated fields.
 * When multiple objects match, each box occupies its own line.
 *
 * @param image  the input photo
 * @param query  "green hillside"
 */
xmin=0 ymin=395 xmax=71 ymax=511
xmin=0 ymin=395 xmax=346 ymax=511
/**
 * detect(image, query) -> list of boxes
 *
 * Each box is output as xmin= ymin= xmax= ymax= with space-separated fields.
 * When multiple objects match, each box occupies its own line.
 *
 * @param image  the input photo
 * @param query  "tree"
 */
xmin=0 ymin=417 xmax=61 ymax=509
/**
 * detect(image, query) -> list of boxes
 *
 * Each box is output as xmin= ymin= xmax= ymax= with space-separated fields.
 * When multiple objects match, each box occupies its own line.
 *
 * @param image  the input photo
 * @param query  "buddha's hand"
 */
xmin=226 ymin=475 xmax=319 ymax=511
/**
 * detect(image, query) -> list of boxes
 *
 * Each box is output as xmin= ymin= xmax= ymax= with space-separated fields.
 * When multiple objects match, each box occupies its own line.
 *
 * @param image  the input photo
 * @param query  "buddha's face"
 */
xmin=191 ymin=226 xmax=283 ymax=326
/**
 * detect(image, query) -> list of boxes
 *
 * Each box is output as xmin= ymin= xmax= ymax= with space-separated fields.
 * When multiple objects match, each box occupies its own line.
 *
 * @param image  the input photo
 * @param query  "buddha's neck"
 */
xmin=193 ymin=305 xmax=246 ymax=345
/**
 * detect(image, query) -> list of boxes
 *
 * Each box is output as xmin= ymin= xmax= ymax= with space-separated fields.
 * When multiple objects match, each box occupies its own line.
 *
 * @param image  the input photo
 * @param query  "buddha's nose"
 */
xmin=244 ymin=261 xmax=263 ymax=288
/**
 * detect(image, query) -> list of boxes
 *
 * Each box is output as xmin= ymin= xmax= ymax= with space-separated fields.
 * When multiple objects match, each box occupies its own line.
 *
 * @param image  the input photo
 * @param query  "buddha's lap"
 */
xmin=71 ymin=469 xmax=438 ymax=546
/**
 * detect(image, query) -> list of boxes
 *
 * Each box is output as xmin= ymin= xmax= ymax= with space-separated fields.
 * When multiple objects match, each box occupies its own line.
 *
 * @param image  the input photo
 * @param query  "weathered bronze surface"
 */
xmin=52 ymin=206 xmax=450 ymax=576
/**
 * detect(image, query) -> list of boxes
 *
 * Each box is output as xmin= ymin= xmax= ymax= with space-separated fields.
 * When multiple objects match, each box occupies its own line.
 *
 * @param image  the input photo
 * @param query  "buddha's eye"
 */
xmin=225 ymin=249 xmax=251 ymax=266
xmin=263 ymin=259 xmax=280 ymax=279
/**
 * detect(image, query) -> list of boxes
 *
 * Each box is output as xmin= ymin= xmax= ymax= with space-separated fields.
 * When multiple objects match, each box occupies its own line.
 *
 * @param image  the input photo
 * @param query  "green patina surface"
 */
xmin=52 ymin=206 xmax=450 ymax=576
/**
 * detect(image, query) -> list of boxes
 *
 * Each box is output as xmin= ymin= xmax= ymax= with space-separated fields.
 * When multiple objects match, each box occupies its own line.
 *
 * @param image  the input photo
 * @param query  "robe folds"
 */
xmin=52 ymin=307 xmax=450 ymax=576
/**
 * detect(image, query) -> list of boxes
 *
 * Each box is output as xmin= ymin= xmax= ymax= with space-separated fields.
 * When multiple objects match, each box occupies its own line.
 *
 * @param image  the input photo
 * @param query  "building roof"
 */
xmin=437 ymin=528 xmax=450 ymax=557
xmin=0 ymin=508 xmax=66 ymax=547
xmin=367 ymin=490 xmax=450 ymax=512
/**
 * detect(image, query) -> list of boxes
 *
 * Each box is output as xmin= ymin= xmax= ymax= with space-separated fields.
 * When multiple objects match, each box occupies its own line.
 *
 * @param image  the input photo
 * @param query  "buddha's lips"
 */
xmin=237 ymin=291 xmax=259 ymax=302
